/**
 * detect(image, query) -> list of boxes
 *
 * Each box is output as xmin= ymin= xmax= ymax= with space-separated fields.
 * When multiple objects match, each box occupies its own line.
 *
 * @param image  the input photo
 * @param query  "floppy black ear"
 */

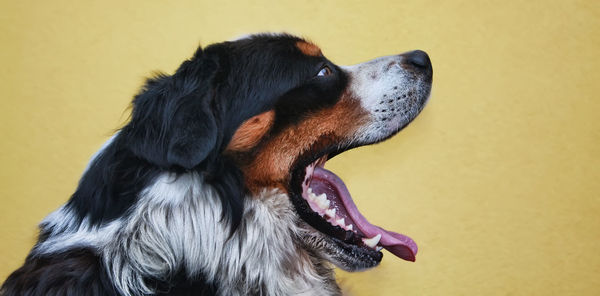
xmin=124 ymin=51 xmax=219 ymax=169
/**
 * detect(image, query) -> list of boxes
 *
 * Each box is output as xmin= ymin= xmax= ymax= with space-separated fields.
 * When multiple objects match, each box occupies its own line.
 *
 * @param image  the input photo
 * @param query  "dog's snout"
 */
xmin=401 ymin=50 xmax=432 ymax=73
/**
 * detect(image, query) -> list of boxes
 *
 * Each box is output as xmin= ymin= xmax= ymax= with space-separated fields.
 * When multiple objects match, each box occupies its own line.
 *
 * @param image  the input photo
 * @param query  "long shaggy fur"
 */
xmin=1 ymin=34 xmax=343 ymax=296
xmin=8 ymin=175 xmax=339 ymax=295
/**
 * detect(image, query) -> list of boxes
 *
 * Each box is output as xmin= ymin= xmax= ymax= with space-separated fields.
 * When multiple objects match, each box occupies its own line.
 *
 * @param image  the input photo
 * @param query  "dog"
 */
xmin=1 ymin=33 xmax=432 ymax=296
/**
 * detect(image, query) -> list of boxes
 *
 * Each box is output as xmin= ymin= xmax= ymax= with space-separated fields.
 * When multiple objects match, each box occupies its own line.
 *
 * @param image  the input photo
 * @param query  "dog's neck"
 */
xmin=37 ymin=172 xmax=340 ymax=295
xmin=209 ymin=188 xmax=341 ymax=296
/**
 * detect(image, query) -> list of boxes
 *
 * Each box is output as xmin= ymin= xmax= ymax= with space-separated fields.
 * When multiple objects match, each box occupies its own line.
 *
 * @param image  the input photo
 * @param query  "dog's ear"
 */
xmin=124 ymin=49 xmax=220 ymax=169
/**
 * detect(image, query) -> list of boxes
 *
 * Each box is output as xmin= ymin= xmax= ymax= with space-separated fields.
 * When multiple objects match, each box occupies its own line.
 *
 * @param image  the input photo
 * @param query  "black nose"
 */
xmin=403 ymin=50 xmax=431 ymax=69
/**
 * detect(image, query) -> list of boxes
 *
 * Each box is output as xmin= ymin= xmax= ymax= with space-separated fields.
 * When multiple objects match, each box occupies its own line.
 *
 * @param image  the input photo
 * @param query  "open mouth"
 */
xmin=290 ymin=150 xmax=418 ymax=268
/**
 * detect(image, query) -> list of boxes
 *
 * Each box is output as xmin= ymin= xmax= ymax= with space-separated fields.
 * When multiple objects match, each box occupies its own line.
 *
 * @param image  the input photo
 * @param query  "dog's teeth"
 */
xmin=336 ymin=218 xmax=345 ymax=227
xmin=316 ymin=194 xmax=330 ymax=209
xmin=346 ymin=224 xmax=353 ymax=231
xmin=375 ymin=246 xmax=383 ymax=252
xmin=307 ymin=188 xmax=312 ymax=194
xmin=316 ymin=193 xmax=326 ymax=201
xmin=362 ymin=234 xmax=381 ymax=248
xmin=325 ymin=208 xmax=336 ymax=218
xmin=310 ymin=192 xmax=320 ymax=202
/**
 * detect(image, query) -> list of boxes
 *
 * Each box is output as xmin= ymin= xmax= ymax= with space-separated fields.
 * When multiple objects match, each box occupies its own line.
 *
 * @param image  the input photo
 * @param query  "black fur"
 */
xmin=1 ymin=248 xmax=220 ymax=296
xmin=1 ymin=249 xmax=118 ymax=296
xmin=272 ymin=63 xmax=347 ymax=131
xmin=2 ymin=34 xmax=350 ymax=295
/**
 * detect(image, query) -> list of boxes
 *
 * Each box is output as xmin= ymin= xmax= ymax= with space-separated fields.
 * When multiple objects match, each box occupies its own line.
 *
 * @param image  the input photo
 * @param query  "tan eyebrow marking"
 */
xmin=296 ymin=41 xmax=323 ymax=57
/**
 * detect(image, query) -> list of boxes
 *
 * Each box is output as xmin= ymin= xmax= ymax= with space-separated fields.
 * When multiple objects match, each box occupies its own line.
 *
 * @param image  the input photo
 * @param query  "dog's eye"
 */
xmin=316 ymin=66 xmax=332 ymax=77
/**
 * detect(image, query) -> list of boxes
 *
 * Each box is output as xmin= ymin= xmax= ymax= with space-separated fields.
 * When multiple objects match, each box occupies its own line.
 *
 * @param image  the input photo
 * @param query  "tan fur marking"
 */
xmin=242 ymin=93 xmax=369 ymax=194
xmin=296 ymin=41 xmax=323 ymax=57
xmin=227 ymin=111 xmax=275 ymax=152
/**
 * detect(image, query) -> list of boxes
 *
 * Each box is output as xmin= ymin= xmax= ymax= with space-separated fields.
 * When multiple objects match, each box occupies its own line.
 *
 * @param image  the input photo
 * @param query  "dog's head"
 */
xmin=123 ymin=33 xmax=432 ymax=271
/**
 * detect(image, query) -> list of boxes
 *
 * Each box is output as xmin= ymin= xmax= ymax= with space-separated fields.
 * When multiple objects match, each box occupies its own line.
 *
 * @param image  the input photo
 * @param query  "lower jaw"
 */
xmin=327 ymin=236 xmax=383 ymax=271
xmin=289 ymin=189 xmax=384 ymax=270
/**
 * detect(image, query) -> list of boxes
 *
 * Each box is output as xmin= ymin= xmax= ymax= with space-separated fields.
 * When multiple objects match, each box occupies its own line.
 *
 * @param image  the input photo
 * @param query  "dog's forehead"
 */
xmin=227 ymin=34 xmax=321 ymax=59
xmin=216 ymin=35 xmax=331 ymax=113
xmin=231 ymin=33 xmax=301 ymax=44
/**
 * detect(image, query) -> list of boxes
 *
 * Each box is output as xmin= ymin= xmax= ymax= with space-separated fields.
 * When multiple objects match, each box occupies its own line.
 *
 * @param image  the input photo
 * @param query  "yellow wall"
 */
xmin=1 ymin=0 xmax=599 ymax=294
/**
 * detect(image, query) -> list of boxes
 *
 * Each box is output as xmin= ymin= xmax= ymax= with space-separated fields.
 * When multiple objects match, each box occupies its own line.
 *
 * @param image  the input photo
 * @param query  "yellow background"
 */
xmin=1 ymin=0 xmax=599 ymax=295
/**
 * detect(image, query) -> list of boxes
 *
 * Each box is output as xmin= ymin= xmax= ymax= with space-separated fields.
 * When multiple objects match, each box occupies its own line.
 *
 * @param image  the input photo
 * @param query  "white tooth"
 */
xmin=362 ymin=234 xmax=382 ymax=248
xmin=315 ymin=199 xmax=323 ymax=208
xmin=317 ymin=193 xmax=327 ymax=202
xmin=308 ymin=192 xmax=317 ymax=201
xmin=375 ymin=246 xmax=383 ymax=252
xmin=346 ymin=224 xmax=353 ymax=231
xmin=325 ymin=208 xmax=336 ymax=218
xmin=307 ymin=188 xmax=312 ymax=194
xmin=336 ymin=218 xmax=345 ymax=226
xmin=316 ymin=194 xmax=330 ymax=209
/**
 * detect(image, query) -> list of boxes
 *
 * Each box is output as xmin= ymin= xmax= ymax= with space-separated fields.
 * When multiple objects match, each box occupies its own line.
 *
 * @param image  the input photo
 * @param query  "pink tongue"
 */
xmin=312 ymin=167 xmax=418 ymax=262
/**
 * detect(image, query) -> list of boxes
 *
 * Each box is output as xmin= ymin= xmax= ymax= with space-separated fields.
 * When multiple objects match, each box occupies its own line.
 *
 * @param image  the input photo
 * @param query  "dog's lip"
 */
xmin=329 ymin=235 xmax=383 ymax=264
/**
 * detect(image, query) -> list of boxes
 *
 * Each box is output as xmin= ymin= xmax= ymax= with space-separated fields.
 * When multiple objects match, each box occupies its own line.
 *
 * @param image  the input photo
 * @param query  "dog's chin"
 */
xmin=298 ymin=222 xmax=383 ymax=271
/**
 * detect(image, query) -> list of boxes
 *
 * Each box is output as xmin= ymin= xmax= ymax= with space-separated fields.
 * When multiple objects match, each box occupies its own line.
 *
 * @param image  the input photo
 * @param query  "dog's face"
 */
xmin=127 ymin=33 xmax=431 ymax=271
